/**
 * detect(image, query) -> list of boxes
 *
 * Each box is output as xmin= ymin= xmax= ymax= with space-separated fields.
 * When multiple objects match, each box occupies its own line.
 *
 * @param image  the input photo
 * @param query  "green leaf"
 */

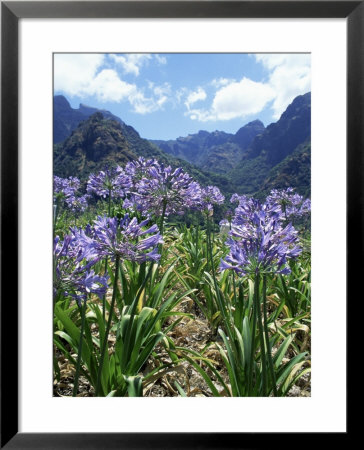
xmin=174 ymin=380 xmax=187 ymax=397
xmin=276 ymin=353 xmax=308 ymax=389
xmin=273 ymin=335 xmax=294 ymax=369
xmin=124 ymin=376 xmax=143 ymax=397
xmin=54 ymin=308 xmax=91 ymax=369
xmin=132 ymin=331 xmax=165 ymax=374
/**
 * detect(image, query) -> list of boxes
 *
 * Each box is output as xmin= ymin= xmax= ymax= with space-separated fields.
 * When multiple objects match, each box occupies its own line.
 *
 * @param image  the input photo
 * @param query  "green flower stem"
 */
xmin=206 ymin=215 xmax=235 ymax=343
xmin=248 ymin=284 xmax=257 ymax=396
xmin=73 ymin=299 xmax=87 ymax=397
xmin=156 ymin=200 xmax=167 ymax=271
xmin=232 ymin=270 xmax=238 ymax=307
xmin=283 ymin=203 xmax=288 ymax=223
xmin=206 ymin=216 xmax=216 ymax=327
xmin=228 ymin=221 xmax=239 ymax=324
xmin=108 ymin=187 xmax=112 ymax=216
xmin=205 ymin=213 xmax=211 ymax=273
xmin=54 ymin=198 xmax=61 ymax=231
xmin=102 ymin=255 xmax=109 ymax=321
xmin=262 ymin=275 xmax=278 ymax=396
xmin=254 ymin=272 xmax=267 ymax=396
xmin=96 ymin=254 xmax=120 ymax=396
xmin=195 ymin=223 xmax=199 ymax=258
xmin=159 ymin=199 xmax=167 ymax=238
xmin=101 ymin=189 xmax=112 ymax=322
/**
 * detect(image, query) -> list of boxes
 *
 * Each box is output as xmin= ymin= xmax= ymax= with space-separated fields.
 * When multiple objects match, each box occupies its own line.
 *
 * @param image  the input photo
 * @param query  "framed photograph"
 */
xmin=1 ymin=1 xmax=357 ymax=448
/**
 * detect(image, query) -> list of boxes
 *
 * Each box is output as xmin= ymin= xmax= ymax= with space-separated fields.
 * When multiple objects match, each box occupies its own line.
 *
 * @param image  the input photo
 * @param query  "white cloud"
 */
xmin=109 ymin=53 xmax=166 ymax=76
xmin=175 ymin=87 xmax=189 ymax=104
xmin=210 ymin=77 xmax=233 ymax=88
xmin=211 ymin=78 xmax=275 ymax=120
xmin=109 ymin=54 xmax=152 ymax=76
xmin=255 ymin=54 xmax=311 ymax=119
xmin=185 ymin=54 xmax=311 ymax=123
xmin=186 ymin=78 xmax=275 ymax=122
xmin=185 ymin=87 xmax=207 ymax=109
xmin=152 ymin=83 xmax=172 ymax=108
xmin=255 ymin=54 xmax=288 ymax=70
xmin=129 ymin=92 xmax=156 ymax=114
xmin=87 ymin=69 xmax=137 ymax=102
xmin=155 ymin=54 xmax=167 ymax=65
xmin=54 ymin=53 xmax=172 ymax=115
xmin=54 ymin=54 xmax=105 ymax=96
xmin=129 ymin=82 xmax=172 ymax=114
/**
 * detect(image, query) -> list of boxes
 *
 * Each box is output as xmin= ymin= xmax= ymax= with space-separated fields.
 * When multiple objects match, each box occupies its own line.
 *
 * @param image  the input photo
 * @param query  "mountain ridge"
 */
xmin=53 ymin=92 xmax=311 ymax=197
xmin=228 ymin=92 xmax=311 ymax=197
xmin=54 ymin=95 xmax=124 ymax=144
xmin=151 ymin=119 xmax=265 ymax=173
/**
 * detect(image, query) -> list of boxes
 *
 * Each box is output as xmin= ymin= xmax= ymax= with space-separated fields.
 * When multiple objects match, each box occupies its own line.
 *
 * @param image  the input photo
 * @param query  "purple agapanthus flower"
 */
xmin=54 ymin=176 xmax=80 ymax=203
xmin=299 ymin=198 xmax=311 ymax=216
xmin=87 ymin=166 xmax=132 ymax=199
xmin=266 ymin=188 xmax=311 ymax=219
xmin=232 ymin=196 xmax=283 ymax=226
xmin=53 ymin=234 xmax=108 ymax=305
xmin=54 ymin=176 xmax=89 ymax=215
xmin=230 ymin=193 xmax=253 ymax=207
xmin=220 ymin=200 xmax=301 ymax=276
xmin=66 ymin=193 xmax=90 ymax=214
xmin=125 ymin=157 xmax=160 ymax=182
xmin=199 ymin=186 xmax=225 ymax=213
xmin=74 ymin=214 xmax=163 ymax=263
xmin=122 ymin=195 xmax=144 ymax=214
xmin=134 ymin=162 xmax=201 ymax=216
xmin=54 ymin=176 xmax=69 ymax=195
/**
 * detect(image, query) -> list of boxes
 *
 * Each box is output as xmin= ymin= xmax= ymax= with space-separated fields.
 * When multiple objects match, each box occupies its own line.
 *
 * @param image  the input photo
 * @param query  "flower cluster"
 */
xmin=66 ymin=194 xmax=89 ymax=214
xmin=74 ymin=214 xmax=163 ymax=263
xmin=54 ymin=176 xmax=89 ymax=214
xmin=230 ymin=193 xmax=251 ymax=206
xmin=199 ymin=186 xmax=225 ymax=213
xmin=55 ymin=158 xmax=230 ymax=221
xmin=232 ymin=197 xmax=282 ymax=226
xmin=266 ymin=188 xmax=311 ymax=219
xmin=87 ymin=166 xmax=132 ymax=199
xmin=221 ymin=195 xmax=302 ymax=276
xmin=125 ymin=157 xmax=160 ymax=183
xmin=132 ymin=160 xmax=202 ymax=216
xmin=53 ymin=234 xmax=108 ymax=305
xmin=54 ymin=176 xmax=79 ymax=200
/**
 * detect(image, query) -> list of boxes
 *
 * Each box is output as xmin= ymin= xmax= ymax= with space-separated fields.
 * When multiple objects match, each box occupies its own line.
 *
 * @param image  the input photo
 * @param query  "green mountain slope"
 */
xmin=260 ymin=141 xmax=311 ymax=198
xmin=151 ymin=120 xmax=265 ymax=173
xmin=54 ymin=112 xmax=134 ymax=177
xmin=228 ymin=92 xmax=311 ymax=196
xmin=54 ymin=112 xmax=234 ymax=194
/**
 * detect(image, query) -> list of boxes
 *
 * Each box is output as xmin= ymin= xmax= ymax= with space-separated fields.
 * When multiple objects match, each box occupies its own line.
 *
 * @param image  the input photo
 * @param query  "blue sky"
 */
xmin=54 ymin=53 xmax=310 ymax=140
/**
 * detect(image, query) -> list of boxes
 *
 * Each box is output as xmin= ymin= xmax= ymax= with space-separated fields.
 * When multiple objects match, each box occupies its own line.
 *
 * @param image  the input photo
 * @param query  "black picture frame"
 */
xmin=1 ymin=1 xmax=357 ymax=448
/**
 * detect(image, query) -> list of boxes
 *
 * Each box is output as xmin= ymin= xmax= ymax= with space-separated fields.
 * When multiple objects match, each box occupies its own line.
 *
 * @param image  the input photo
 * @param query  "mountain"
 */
xmin=53 ymin=92 xmax=311 ymax=198
xmin=53 ymin=95 xmax=124 ymax=144
xmin=260 ymin=141 xmax=311 ymax=198
xmin=228 ymin=92 xmax=311 ymax=197
xmin=53 ymin=111 xmax=234 ymax=194
xmin=151 ymin=93 xmax=311 ymax=196
xmin=54 ymin=112 xmax=135 ymax=177
xmin=151 ymin=120 xmax=265 ymax=173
